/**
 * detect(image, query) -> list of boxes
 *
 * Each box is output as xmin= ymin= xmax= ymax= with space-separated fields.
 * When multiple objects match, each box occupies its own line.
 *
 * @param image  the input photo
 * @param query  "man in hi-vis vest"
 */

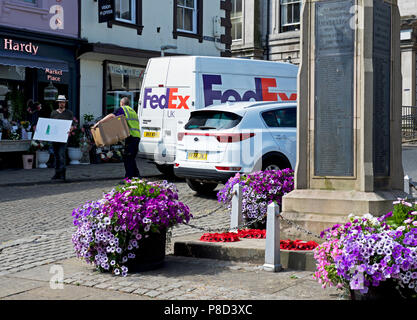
xmin=93 ymin=97 xmax=141 ymax=179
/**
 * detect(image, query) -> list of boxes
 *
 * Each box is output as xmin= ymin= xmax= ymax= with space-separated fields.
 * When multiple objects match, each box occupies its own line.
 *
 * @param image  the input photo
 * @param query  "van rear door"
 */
xmin=160 ymin=59 xmax=195 ymax=162
xmin=139 ymin=58 xmax=170 ymax=156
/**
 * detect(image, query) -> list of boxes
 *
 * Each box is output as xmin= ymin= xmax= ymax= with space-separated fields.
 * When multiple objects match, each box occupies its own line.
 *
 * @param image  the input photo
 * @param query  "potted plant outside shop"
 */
xmin=20 ymin=120 xmax=31 ymax=140
xmin=313 ymin=199 xmax=417 ymax=300
xmin=71 ymin=178 xmax=192 ymax=276
xmin=29 ymin=140 xmax=51 ymax=168
xmin=67 ymin=117 xmax=83 ymax=165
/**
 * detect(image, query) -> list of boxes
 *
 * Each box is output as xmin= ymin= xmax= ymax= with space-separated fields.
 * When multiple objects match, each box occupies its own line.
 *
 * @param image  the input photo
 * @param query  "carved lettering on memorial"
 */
xmin=314 ymin=0 xmax=355 ymax=177
xmin=373 ymin=0 xmax=391 ymax=177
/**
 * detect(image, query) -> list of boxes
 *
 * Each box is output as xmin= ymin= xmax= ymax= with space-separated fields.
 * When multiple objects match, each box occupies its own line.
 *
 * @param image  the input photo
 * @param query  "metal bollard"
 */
xmin=230 ymin=183 xmax=243 ymax=232
xmin=263 ymin=202 xmax=282 ymax=272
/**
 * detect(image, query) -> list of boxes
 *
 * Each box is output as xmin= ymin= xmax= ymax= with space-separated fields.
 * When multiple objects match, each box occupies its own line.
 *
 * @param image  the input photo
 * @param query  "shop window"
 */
xmin=280 ymin=0 xmax=301 ymax=33
xmin=231 ymin=0 xmax=243 ymax=41
xmin=173 ymin=0 xmax=203 ymax=42
xmin=104 ymin=62 xmax=145 ymax=115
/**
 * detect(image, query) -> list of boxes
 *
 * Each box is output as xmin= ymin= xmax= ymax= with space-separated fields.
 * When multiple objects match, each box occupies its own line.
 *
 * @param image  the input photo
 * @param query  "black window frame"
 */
xmin=173 ymin=0 xmax=203 ymax=43
xmin=107 ymin=0 xmax=144 ymax=35
xmin=279 ymin=0 xmax=301 ymax=33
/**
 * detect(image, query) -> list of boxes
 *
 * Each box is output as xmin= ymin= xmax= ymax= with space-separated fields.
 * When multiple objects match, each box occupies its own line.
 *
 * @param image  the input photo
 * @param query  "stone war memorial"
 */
xmin=281 ymin=0 xmax=408 ymax=240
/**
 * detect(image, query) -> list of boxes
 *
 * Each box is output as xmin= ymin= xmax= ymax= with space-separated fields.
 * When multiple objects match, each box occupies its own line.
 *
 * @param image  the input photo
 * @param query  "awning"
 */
xmin=0 ymin=50 xmax=68 ymax=72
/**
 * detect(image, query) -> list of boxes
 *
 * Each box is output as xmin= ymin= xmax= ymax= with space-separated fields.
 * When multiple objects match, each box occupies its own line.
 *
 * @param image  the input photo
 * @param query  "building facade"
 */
xmin=231 ymin=0 xmax=417 ymax=107
xmin=79 ymin=0 xmax=231 ymax=120
xmin=0 ymin=0 xmax=80 ymax=119
xmin=399 ymin=0 xmax=417 ymax=107
xmin=230 ymin=0 xmax=301 ymax=64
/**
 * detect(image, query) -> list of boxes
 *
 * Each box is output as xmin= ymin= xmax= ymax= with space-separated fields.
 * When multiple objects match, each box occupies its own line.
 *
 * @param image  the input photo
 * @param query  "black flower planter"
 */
xmin=350 ymin=280 xmax=415 ymax=300
xmin=248 ymin=219 xmax=266 ymax=230
xmin=126 ymin=229 xmax=167 ymax=272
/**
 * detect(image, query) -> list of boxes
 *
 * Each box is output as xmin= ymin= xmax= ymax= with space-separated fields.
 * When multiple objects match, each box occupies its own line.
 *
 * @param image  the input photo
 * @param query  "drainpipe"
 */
xmin=265 ymin=0 xmax=270 ymax=60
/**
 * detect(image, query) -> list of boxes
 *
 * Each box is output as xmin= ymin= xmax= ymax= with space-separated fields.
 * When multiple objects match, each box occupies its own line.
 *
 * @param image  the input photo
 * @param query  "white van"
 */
xmin=137 ymin=56 xmax=298 ymax=175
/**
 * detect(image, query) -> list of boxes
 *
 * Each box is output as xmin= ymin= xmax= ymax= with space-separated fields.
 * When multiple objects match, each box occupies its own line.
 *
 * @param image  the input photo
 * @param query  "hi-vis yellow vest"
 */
xmin=122 ymin=105 xmax=141 ymax=138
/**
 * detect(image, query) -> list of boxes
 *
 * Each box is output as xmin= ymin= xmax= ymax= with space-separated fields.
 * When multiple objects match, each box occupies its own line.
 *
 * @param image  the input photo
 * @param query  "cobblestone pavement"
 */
xmin=0 ymin=160 xmax=344 ymax=300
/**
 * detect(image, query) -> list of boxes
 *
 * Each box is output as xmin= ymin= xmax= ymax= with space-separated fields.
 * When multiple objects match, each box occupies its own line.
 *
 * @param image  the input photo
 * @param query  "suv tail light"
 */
xmin=216 ymin=166 xmax=242 ymax=171
xmin=215 ymin=133 xmax=255 ymax=143
xmin=178 ymin=132 xmax=255 ymax=143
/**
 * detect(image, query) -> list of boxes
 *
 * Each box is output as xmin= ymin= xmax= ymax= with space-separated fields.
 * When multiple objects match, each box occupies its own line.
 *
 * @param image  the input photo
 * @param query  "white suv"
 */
xmin=174 ymin=101 xmax=297 ymax=193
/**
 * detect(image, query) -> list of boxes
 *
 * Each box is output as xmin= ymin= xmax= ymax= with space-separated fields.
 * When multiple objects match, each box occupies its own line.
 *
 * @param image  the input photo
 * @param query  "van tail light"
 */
xmin=216 ymin=166 xmax=242 ymax=171
xmin=177 ymin=132 xmax=185 ymax=141
xmin=174 ymin=163 xmax=180 ymax=167
xmin=215 ymin=133 xmax=255 ymax=143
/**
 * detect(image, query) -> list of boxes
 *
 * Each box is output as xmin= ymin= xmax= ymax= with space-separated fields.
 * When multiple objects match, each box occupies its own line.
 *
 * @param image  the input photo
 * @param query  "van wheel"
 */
xmin=156 ymin=164 xmax=175 ymax=177
xmin=186 ymin=178 xmax=218 ymax=194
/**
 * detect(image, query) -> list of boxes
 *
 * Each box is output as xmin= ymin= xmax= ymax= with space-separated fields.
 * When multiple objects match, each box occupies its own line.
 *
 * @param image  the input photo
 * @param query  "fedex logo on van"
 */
xmin=203 ymin=74 xmax=297 ymax=107
xmin=143 ymin=88 xmax=190 ymax=110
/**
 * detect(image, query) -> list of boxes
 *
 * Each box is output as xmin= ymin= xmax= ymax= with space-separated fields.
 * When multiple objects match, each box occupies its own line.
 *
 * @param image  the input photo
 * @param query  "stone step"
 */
xmin=172 ymin=234 xmax=317 ymax=272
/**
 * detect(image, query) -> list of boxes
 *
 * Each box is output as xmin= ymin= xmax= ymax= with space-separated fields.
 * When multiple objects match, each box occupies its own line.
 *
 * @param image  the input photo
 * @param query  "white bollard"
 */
xmin=263 ymin=202 xmax=282 ymax=272
xmin=230 ymin=183 xmax=243 ymax=232
xmin=404 ymin=175 xmax=412 ymax=197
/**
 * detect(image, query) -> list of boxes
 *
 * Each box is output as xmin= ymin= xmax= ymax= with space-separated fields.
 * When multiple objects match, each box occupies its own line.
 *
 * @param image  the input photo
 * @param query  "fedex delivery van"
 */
xmin=138 ymin=56 xmax=298 ymax=174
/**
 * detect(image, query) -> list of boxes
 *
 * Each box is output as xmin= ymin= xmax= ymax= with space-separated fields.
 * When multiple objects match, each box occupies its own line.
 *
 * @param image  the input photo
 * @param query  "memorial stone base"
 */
xmin=280 ymin=189 xmax=408 ymax=241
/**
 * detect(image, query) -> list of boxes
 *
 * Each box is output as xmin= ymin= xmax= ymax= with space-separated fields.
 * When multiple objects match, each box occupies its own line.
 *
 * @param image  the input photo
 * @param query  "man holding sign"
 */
xmin=50 ymin=95 xmax=73 ymax=181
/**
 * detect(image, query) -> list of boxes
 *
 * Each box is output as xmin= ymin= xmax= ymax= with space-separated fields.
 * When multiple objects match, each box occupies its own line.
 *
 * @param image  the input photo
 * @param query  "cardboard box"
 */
xmin=91 ymin=115 xmax=130 ymax=147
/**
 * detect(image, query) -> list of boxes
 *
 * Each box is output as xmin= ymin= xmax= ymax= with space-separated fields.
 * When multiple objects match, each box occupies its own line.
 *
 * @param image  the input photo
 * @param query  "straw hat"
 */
xmin=56 ymin=95 xmax=68 ymax=102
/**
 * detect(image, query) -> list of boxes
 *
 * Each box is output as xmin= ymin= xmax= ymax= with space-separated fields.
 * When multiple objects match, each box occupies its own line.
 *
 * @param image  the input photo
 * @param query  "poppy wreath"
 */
xmin=200 ymin=229 xmax=318 ymax=251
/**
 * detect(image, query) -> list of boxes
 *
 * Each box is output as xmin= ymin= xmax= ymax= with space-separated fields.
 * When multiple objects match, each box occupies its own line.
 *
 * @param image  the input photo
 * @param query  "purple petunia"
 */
xmin=71 ymin=179 xmax=192 ymax=276
xmin=217 ymin=169 xmax=294 ymax=222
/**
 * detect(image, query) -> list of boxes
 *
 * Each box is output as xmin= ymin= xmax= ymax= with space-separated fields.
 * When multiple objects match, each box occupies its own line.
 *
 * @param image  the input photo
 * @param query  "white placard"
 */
xmin=33 ymin=117 xmax=72 ymax=143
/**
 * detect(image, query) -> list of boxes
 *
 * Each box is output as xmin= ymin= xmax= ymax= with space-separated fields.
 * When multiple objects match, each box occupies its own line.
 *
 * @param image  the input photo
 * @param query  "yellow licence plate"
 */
xmin=143 ymin=131 xmax=160 ymax=138
xmin=187 ymin=152 xmax=208 ymax=160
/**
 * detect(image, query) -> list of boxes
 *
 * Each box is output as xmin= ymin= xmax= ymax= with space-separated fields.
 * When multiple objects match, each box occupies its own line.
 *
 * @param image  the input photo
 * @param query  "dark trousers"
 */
xmin=52 ymin=142 xmax=67 ymax=173
xmin=123 ymin=136 xmax=140 ymax=179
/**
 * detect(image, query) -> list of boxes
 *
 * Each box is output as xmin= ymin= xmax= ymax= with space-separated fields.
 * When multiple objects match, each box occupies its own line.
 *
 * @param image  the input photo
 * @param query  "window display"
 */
xmin=104 ymin=62 xmax=145 ymax=114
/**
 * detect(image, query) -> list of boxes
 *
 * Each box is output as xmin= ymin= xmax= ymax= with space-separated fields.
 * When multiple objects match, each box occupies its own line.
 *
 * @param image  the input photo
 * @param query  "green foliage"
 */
xmin=7 ymin=90 xmax=26 ymax=121
xmin=385 ymin=199 xmax=417 ymax=229
xmin=83 ymin=113 xmax=95 ymax=123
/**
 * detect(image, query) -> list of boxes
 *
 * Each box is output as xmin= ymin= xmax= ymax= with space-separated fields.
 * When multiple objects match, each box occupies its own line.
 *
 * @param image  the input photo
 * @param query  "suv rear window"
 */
xmin=262 ymin=107 xmax=296 ymax=128
xmin=185 ymin=111 xmax=242 ymax=130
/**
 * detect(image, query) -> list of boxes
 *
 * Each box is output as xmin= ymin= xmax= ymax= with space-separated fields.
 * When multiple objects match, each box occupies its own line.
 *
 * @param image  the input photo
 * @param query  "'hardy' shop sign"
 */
xmin=2 ymin=38 xmax=39 ymax=55
xmin=98 ymin=0 xmax=115 ymax=23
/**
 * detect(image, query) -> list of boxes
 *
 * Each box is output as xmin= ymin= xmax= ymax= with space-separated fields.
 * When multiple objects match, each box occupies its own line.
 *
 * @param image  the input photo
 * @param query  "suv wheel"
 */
xmin=186 ymin=178 xmax=218 ymax=194
xmin=261 ymin=156 xmax=290 ymax=171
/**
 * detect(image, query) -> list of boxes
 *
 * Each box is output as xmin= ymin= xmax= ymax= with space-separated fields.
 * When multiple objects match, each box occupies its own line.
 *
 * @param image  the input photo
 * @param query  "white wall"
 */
xmin=81 ymin=0 xmax=226 ymax=56
xmin=79 ymin=59 xmax=103 ymax=121
xmin=398 ymin=0 xmax=417 ymax=16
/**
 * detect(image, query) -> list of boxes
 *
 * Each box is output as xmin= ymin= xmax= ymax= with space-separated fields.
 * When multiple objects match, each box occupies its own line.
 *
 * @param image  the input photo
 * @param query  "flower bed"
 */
xmin=313 ymin=198 xmax=417 ymax=299
xmin=217 ymin=169 xmax=294 ymax=223
xmin=71 ymin=178 xmax=192 ymax=276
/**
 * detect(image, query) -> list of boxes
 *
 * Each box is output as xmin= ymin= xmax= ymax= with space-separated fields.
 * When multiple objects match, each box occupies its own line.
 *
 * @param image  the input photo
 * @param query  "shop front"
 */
xmin=0 ymin=27 xmax=79 ymax=168
xmin=103 ymin=61 xmax=145 ymax=115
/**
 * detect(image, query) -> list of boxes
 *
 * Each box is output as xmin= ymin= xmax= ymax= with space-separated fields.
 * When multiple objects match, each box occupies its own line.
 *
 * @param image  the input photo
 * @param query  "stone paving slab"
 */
xmin=0 ymin=256 xmax=346 ymax=301
xmin=0 ymin=162 xmax=126 ymax=187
